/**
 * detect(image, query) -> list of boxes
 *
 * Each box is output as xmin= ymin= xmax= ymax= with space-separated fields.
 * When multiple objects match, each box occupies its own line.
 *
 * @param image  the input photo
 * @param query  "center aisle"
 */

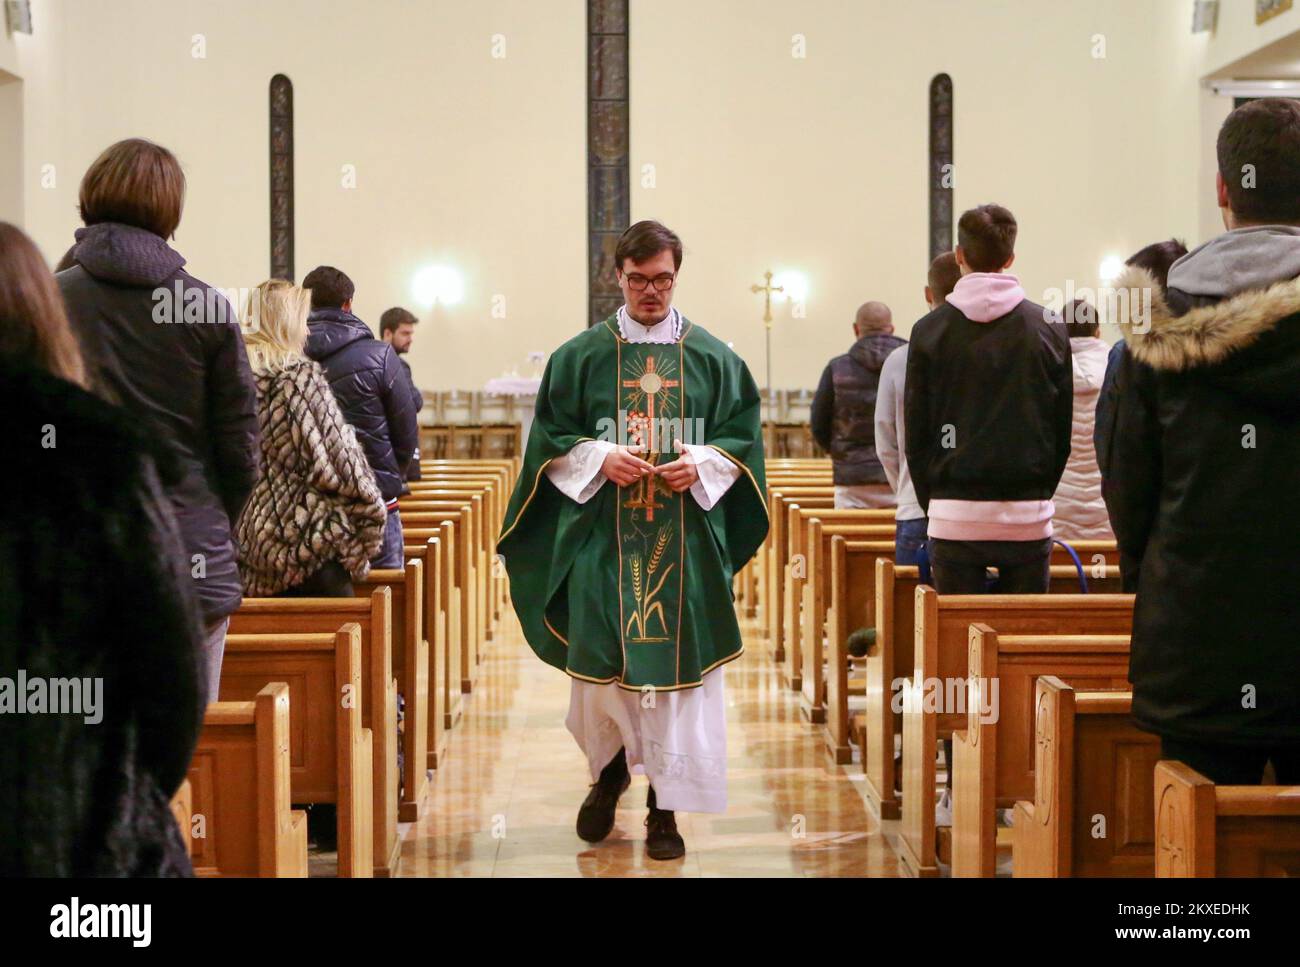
xmin=399 ymin=608 xmax=901 ymax=877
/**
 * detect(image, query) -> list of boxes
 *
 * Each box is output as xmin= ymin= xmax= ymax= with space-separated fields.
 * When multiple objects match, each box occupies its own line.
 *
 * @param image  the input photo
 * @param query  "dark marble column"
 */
xmin=929 ymin=73 xmax=953 ymax=263
xmin=588 ymin=0 xmax=629 ymax=326
xmin=270 ymin=74 xmax=295 ymax=282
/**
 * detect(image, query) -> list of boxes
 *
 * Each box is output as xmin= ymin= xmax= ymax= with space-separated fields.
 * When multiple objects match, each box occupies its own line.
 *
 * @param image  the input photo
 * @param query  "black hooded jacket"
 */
xmin=305 ymin=308 xmax=418 ymax=502
xmin=811 ymin=333 xmax=906 ymax=484
xmin=1101 ymin=262 xmax=1300 ymax=746
xmin=0 ymin=361 xmax=204 ymax=875
xmin=58 ymin=222 xmax=261 ymax=623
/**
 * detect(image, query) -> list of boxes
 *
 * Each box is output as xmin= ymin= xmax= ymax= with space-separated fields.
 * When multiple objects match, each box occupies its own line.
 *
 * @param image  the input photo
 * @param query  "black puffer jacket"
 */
xmin=305 ymin=309 xmax=418 ymax=502
xmin=58 ymin=222 xmax=261 ymax=623
xmin=811 ymin=333 xmax=906 ymax=484
xmin=0 ymin=361 xmax=205 ymax=876
xmin=1103 ymin=264 xmax=1300 ymax=747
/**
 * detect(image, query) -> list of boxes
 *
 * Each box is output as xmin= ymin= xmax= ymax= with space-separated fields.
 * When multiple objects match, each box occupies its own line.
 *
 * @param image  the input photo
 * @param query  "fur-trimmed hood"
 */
xmin=1110 ymin=264 xmax=1300 ymax=415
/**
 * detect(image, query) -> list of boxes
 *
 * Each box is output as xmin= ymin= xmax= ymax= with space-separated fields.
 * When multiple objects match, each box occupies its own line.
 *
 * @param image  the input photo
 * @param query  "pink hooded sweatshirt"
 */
xmin=926 ymin=272 xmax=1056 ymax=542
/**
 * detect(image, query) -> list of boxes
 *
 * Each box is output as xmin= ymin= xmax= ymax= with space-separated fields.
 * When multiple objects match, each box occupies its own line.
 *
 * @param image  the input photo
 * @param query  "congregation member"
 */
xmin=1049 ymin=299 xmax=1113 ymax=543
xmin=811 ymin=302 xmax=904 ymax=508
xmin=303 ymin=267 xmax=419 ymax=568
xmin=0 ymin=222 xmax=204 ymax=876
xmin=56 ymin=138 xmax=261 ymax=703
xmin=236 ymin=280 xmax=386 ymax=597
xmin=904 ymin=204 xmax=1073 ymax=594
xmin=1102 ymin=98 xmax=1300 ymax=785
xmin=874 ymin=251 xmax=960 ymax=565
xmin=380 ymin=306 xmax=426 ymax=483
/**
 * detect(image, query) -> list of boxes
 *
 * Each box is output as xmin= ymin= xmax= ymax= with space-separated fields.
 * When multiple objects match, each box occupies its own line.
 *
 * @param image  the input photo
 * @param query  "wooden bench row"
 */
xmin=743 ymin=465 xmax=1300 ymax=878
xmin=168 ymin=458 xmax=516 ymax=877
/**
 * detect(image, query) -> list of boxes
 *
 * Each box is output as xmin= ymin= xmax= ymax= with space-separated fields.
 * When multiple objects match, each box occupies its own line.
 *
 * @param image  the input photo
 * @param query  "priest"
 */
xmin=497 ymin=220 xmax=767 ymax=861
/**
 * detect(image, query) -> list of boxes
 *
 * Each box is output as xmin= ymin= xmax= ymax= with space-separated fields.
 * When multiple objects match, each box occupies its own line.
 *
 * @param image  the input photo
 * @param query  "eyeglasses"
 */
xmin=623 ymin=273 xmax=676 ymax=292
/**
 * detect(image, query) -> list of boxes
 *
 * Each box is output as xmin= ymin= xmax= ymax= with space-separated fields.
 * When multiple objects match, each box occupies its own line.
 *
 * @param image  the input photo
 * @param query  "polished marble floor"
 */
xmin=398 ymin=608 xmax=902 ymax=877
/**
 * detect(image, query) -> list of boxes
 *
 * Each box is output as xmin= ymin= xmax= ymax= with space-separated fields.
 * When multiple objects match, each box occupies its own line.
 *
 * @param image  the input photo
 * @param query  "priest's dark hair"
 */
xmin=1217 ymin=97 xmax=1300 ymax=224
xmin=1124 ymin=238 xmax=1188 ymax=293
xmin=614 ymin=220 xmax=683 ymax=272
xmin=302 ymin=265 xmax=355 ymax=310
xmin=380 ymin=306 xmax=418 ymax=334
xmin=957 ymin=204 xmax=1017 ymax=273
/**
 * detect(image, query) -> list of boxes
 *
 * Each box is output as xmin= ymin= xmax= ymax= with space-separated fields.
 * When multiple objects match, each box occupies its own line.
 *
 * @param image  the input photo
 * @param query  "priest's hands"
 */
xmin=656 ymin=439 xmax=700 ymax=493
xmin=601 ymin=446 xmax=657 ymax=487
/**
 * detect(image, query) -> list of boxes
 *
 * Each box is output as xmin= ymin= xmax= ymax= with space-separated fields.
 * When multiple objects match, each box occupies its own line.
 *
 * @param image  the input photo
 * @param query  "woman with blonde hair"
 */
xmin=1 ymin=221 xmax=204 ymax=876
xmin=237 ymin=279 xmax=386 ymax=597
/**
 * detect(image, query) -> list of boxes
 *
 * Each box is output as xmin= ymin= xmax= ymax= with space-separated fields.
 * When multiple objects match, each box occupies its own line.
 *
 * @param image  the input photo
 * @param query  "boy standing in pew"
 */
xmin=904 ymin=204 xmax=1072 ymax=591
xmin=1101 ymin=98 xmax=1300 ymax=786
xmin=903 ymin=205 xmax=1073 ymax=827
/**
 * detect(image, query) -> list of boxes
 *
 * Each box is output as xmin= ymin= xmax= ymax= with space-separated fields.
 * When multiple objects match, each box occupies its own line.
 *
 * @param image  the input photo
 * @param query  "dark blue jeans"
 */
xmin=894 ymin=516 xmax=929 ymax=566
xmin=371 ymin=509 xmax=405 ymax=569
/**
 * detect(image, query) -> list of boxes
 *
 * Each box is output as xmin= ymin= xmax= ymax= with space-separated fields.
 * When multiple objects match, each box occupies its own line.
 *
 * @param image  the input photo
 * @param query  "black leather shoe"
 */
xmin=576 ymin=748 xmax=630 ymax=843
xmin=644 ymin=786 xmax=685 ymax=861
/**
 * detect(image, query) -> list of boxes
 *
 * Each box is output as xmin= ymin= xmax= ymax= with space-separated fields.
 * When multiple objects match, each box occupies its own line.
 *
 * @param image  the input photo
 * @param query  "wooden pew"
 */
xmin=405 ymin=524 xmax=464 ymax=736
xmin=229 ymin=589 xmax=400 ymax=878
xmin=403 ymin=494 xmax=488 ymax=648
xmin=1155 ymin=761 xmax=1300 ymax=876
xmin=795 ymin=514 xmax=896 ymax=719
xmin=763 ymin=486 xmax=833 ymax=651
xmin=220 ymin=625 xmax=374 ymax=876
xmin=354 ymin=559 xmax=428 ymax=821
xmin=170 ymin=779 xmax=193 ymax=859
xmin=824 ymin=538 xmax=896 ymax=765
xmin=1012 ymin=677 xmax=1159 ymax=877
xmin=186 ymin=683 xmax=308 ymax=877
xmin=862 ymin=552 xmax=1123 ymax=819
xmin=898 ymin=587 xmax=1134 ymax=877
xmin=402 ymin=529 xmax=452 ymax=765
xmin=404 ymin=507 xmax=477 ymax=694
xmin=407 ymin=473 xmax=506 ymax=618
xmin=951 ymin=628 xmax=1133 ymax=877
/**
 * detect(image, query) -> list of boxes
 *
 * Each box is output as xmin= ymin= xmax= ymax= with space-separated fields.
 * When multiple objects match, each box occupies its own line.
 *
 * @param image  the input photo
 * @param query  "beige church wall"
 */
xmin=630 ymin=0 xmax=1211 ymax=390
xmin=18 ymin=0 xmax=587 ymax=392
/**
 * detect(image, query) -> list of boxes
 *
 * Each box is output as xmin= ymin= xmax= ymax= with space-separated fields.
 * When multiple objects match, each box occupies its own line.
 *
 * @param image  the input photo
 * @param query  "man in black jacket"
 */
xmin=380 ymin=306 xmax=425 ymax=484
xmin=303 ymin=267 xmax=418 ymax=567
xmin=810 ymin=302 xmax=904 ymax=508
xmin=1100 ymin=98 xmax=1300 ymax=785
xmin=57 ymin=139 xmax=261 ymax=703
xmin=904 ymin=204 xmax=1073 ymax=595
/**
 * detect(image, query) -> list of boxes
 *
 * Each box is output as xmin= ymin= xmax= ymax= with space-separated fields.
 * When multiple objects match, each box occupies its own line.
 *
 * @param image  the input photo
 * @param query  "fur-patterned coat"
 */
xmin=238 ymin=357 xmax=386 ymax=596
xmin=1101 ymin=265 xmax=1300 ymax=746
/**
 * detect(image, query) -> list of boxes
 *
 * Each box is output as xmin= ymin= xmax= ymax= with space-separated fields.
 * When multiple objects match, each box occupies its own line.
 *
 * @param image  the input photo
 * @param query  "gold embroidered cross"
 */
xmin=621 ymin=355 xmax=679 ymax=521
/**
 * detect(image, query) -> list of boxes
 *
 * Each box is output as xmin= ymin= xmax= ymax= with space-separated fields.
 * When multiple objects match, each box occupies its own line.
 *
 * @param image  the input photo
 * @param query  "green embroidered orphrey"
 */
xmin=497 ymin=316 xmax=768 ymax=691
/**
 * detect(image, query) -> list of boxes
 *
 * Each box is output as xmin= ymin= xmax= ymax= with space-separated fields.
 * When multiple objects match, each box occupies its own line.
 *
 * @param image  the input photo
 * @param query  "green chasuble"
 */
xmin=497 ymin=315 xmax=768 ymax=692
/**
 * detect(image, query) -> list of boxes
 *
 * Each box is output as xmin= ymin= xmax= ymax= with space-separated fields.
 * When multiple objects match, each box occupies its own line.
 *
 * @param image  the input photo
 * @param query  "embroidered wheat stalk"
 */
xmin=648 ymin=526 xmax=670 ymax=577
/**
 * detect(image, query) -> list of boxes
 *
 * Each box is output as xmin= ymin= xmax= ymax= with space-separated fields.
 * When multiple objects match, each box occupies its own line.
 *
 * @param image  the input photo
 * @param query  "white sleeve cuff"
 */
xmin=544 ymin=439 xmax=618 ymax=504
xmin=680 ymin=443 xmax=742 ymax=511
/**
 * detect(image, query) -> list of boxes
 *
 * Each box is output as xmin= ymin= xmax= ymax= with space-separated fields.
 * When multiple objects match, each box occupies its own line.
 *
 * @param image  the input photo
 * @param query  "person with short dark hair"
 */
xmin=1 ymin=222 xmax=205 ymax=876
xmin=904 ymin=204 xmax=1073 ymax=594
xmin=810 ymin=301 xmax=904 ymax=509
xmin=58 ymin=139 xmax=261 ymax=703
xmin=379 ymin=306 xmax=424 ymax=482
xmin=498 ymin=219 xmax=767 ymax=861
xmin=1050 ymin=299 xmax=1113 ymax=542
xmin=1102 ymin=98 xmax=1300 ymax=785
xmin=302 ymin=266 xmax=418 ymax=568
xmin=873 ymin=252 xmax=960 ymax=566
